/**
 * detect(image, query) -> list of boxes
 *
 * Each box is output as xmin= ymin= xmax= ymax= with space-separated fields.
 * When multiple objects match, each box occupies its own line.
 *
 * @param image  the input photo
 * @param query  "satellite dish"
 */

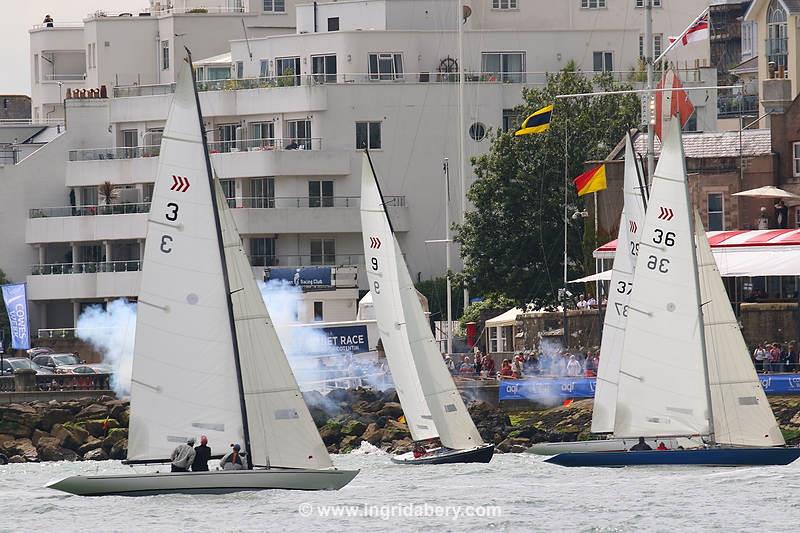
xmin=462 ymin=5 xmax=472 ymax=22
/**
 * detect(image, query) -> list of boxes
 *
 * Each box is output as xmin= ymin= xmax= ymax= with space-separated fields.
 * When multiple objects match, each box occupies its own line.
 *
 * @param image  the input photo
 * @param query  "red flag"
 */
xmin=668 ymin=12 xmax=710 ymax=48
xmin=563 ymin=399 xmax=574 ymax=407
xmin=654 ymin=69 xmax=695 ymax=141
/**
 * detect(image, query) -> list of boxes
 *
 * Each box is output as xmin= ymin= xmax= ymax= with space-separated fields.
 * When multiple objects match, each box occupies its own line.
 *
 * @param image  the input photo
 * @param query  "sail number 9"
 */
xmin=371 ymin=257 xmax=379 ymax=271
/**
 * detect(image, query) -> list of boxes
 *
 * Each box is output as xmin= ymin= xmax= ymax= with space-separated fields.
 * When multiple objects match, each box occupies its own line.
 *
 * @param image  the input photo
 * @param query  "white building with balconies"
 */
xmin=2 ymin=0 xmax=716 ymax=332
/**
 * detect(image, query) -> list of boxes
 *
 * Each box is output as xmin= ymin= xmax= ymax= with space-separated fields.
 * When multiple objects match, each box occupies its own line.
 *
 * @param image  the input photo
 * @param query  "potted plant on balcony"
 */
xmin=97 ymin=181 xmax=120 ymax=214
xmin=277 ymin=67 xmax=296 ymax=87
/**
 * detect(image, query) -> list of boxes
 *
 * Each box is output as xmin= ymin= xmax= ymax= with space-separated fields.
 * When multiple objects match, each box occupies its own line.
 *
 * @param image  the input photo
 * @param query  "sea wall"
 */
xmin=2 ymin=391 xmax=800 ymax=463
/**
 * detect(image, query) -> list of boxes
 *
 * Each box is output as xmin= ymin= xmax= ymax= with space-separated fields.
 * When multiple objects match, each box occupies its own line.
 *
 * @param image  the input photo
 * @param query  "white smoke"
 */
xmin=75 ymin=299 xmax=136 ymax=397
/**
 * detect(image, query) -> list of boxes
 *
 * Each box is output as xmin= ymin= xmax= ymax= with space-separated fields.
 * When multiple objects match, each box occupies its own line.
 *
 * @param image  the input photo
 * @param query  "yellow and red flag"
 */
xmin=573 ymin=164 xmax=607 ymax=196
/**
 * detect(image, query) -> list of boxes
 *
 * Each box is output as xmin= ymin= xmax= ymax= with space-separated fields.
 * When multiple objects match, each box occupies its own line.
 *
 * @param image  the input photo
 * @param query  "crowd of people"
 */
xmin=170 ymin=437 xmax=247 ymax=473
xmin=446 ymin=348 xmax=601 ymax=380
xmin=751 ymin=340 xmax=800 ymax=373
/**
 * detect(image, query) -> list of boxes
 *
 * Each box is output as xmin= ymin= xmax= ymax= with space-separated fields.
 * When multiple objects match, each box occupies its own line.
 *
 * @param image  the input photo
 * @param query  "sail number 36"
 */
xmin=646 ymin=228 xmax=675 ymax=273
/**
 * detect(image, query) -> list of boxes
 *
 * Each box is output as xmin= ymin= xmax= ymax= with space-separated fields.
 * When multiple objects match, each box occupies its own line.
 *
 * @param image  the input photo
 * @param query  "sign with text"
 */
xmin=304 ymin=325 xmax=370 ymax=354
xmin=266 ymin=267 xmax=332 ymax=288
xmin=1 ymin=283 xmax=30 ymax=350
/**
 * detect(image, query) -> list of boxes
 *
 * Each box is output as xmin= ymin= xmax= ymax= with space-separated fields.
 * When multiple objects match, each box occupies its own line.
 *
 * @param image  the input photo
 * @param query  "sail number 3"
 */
xmin=160 ymin=202 xmax=180 ymax=254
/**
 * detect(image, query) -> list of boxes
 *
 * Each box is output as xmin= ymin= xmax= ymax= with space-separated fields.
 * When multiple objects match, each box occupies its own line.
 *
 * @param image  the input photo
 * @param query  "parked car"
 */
xmin=54 ymin=364 xmax=113 ymax=375
xmin=26 ymin=347 xmax=54 ymax=358
xmin=32 ymin=353 xmax=83 ymax=369
xmin=1 ymin=357 xmax=55 ymax=375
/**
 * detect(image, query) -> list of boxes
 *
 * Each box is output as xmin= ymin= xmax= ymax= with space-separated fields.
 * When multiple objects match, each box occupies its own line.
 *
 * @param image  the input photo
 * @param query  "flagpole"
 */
xmin=594 ymin=190 xmax=599 ymax=303
xmin=654 ymin=7 xmax=710 ymax=65
xmin=563 ymin=117 xmax=569 ymax=351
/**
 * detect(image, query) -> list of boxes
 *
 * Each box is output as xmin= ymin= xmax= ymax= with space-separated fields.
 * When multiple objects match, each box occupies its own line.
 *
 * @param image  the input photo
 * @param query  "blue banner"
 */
xmin=315 ymin=325 xmax=370 ymax=354
xmin=500 ymin=375 xmax=800 ymax=401
xmin=1 ymin=283 xmax=30 ymax=350
xmin=266 ymin=267 xmax=332 ymax=287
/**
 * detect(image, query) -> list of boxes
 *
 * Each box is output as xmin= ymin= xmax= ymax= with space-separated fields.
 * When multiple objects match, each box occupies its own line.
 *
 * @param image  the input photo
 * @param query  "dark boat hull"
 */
xmin=545 ymin=447 xmax=800 ymax=467
xmin=391 ymin=444 xmax=495 ymax=465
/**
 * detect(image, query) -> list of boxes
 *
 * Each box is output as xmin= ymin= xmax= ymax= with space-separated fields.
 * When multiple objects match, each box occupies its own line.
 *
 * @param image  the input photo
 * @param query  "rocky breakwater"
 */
xmin=0 ymin=396 xmax=129 ymax=463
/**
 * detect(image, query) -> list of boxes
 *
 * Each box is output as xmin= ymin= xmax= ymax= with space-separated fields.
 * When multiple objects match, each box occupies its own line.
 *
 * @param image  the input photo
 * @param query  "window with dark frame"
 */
xmin=356 ymin=121 xmax=382 ymax=149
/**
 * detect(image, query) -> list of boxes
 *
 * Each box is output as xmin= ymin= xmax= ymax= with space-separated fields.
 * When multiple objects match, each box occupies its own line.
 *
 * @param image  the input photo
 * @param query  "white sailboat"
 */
xmin=47 ymin=51 xmax=358 ymax=495
xmin=547 ymin=122 xmax=799 ymax=467
xmin=359 ymin=153 xmax=494 ymax=465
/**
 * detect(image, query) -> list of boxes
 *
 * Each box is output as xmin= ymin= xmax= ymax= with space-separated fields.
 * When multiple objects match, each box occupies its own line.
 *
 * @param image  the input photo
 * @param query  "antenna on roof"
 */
xmin=241 ymin=18 xmax=253 ymax=61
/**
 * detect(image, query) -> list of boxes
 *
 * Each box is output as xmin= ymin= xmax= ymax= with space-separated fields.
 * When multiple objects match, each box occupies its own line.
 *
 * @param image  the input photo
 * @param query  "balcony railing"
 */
xmin=113 ymin=69 xmax=663 ymax=97
xmin=30 ymin=202 xmax=151 ymax=218
xmin=68 ymin=145 xmax=161 ymax=161
xmin=68 ymin=138 xmax=324 ymax=161
xmin=42 ymin=73 xmax=86 ymax=82
xmin=30 ymin=260 xmax=141 ymax=275
xmin=717 ymin=94 xmax=759 ymax=117
xmin=259 ymin=254 xmax=365 ymax=268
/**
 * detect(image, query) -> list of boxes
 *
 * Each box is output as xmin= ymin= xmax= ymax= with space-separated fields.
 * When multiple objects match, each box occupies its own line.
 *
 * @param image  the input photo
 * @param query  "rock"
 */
xmin=0 ymin=404 xmax=40 ymax=427
xmin=308 ymin=406 xmax=329 ymax=429
xmin=510 ymin=444 xmax=528 ymax=453
xmin=339 ymin=435 xmax=360 ymax=452
xmin=326 ymin=443 xmax=339 ymax=454
xmin=84 ymin=448 xmax=109 ymax=461
xmin=77 ymin=437 xmax=104 ymax=455
xmin=37 ymin=436 xmax=61 ymax=450
xmin=381 ymin=420 xmax=410 ymax=442
xmin=76 ymin=419 xmax=119 ymax=438
xmin=341 ymin=420 xmax=367 ymax=437
xmin=64 ymin=424 xmax=90 ymax=446
xmin=51 ymin=424 xmax=82 ymax=450
xmin=102 ymin=428 xmax=128 ymax=449
xmin=0 ymin=420 xmax=33 ymax=439
xmin=37 ymin=409 xmax=73 ymax=432
xmin=109 ymin=438 xmax=128 ymax=460
xmin=8 ymin=455 xmax=25 ymax=463
xmin=31 ymin=429 xmax=50 ymax=446
xmin=37 ymin=442 xmax=79 ymax=462
xmin=361 ymin=423 xmax=384 ymax=445
xmin=318 ymin=422 xmax=342 ymax=446
xmin=74 ymin=403 xmax=109 ymax=421
xmin=377 ymin=402 xmax=404 ymax=418
xmin=116 ymin=408 xmax=130 ymax=428
xmin=3 ymin=438 xmax=38 ymax=462
xmin=390 ymin=438 xmax=413 ymax=453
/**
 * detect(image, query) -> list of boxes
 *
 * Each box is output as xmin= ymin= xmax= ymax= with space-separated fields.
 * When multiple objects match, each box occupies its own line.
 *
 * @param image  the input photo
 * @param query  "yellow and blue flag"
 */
xmin=515 ymin=104 xmax=554 ymax=136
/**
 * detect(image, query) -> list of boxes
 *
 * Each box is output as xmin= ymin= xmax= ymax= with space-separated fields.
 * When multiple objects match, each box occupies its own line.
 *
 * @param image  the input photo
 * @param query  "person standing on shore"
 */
xmin=191 ymin=435 xmax=211 ymax=472
xmin=753 ymin=342 xmax=767 ymax=373
xmin=170 ymin=438 xmax=196 ymax=472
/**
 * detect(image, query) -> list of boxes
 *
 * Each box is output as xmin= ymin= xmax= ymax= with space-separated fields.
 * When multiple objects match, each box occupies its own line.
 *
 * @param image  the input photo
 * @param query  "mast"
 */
xmin=444 ymin=158 xmax=453 ymax=357
xmin=645 ymin=0 xmax=655 ymax=182
xmin=457 ymin=0 xmax=469 ymax=311
xmin=187 ymin=48 xmax=254 ymax=467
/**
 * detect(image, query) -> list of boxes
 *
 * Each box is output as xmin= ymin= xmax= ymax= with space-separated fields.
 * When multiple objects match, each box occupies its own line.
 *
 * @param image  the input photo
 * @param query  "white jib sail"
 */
xmin=592 ymin=134 xmax=646 ymax=434
xmin=217 ymin=182 xmax=333 ymax=469
xmin=694 ymin=211 xmax=784 ymax=447
xmin=128 ymin=56 xmax=244 ymax=461
xmin=613 ymin=122 xmax=711 ymax=439
xmin=361 ymin=154 xmax=483 ymax=449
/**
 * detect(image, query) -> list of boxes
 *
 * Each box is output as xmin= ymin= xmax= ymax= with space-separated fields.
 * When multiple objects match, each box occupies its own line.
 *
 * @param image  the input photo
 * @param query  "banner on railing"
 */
xmin=314 ymin=325 xmax=370 ymax=354
xmin=266 ymin=267 xmax=332 ymax=287
xmin=500 ymin=375 xmax=800 ymax=401
xmin=1 ymin=283 xmax=30 ymax=350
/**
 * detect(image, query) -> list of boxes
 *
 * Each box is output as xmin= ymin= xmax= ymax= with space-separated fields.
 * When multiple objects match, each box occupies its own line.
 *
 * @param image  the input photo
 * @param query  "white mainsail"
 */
xmin=128 ymin=56 xmax=244 ymax=461
xmin=614 ymin=122 xmax=711 ymax=439
xmin=217 ymin=183 xmax=333 ymax=468
xmin=591 ymin=134 xmax=646 ymax=434
xmin=360 ymin=154 xmax=483 ymax=450
xmin=695 ymin=212 xmax=784 ymax=447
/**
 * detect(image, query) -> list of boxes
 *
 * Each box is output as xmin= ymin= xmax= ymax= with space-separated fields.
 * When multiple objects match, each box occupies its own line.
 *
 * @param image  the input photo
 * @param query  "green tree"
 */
xmin=454 ymin=64 xmax=640 ymax=308
xmin=414 ymin=276 xmax=464 ymax=322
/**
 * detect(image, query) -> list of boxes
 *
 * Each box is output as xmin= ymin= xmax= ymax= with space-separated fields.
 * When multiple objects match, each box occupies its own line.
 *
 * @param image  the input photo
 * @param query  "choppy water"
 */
xmin=3 ymin=448 xmax=800 ymax=532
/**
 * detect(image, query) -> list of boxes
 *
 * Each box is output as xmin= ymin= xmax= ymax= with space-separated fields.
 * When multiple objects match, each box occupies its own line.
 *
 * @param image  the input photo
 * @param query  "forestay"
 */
xmin=128 ymin=57 xmax=244 ymax=461
xmin=360 ymin=154 xmax=483 ymax=450
xmin=614 ymin=122 xmax=710 ymax=439
xmin=695 ymin=212 xmax=784 ymax=447
xmin=217 ymin=183 xmax=333 ymax=469
xmin=592 ymin=134 xmax=645 ymax=434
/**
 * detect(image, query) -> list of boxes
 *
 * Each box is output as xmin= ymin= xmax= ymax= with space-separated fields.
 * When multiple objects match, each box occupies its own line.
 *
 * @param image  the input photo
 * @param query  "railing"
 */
xmin=68 ymin=145 xmax=160 ymax=161
xmin=0 ymin=118 xmax=65 ymax=126
xmin=30 ymin=202 xmax=151 ymax=218
xmin=718 ymin=94 xmax=759 ymax=117
xmin=207 ymin=137 xmax=323 ymax=152
xmin=31 ymin=22 xmax=84 ymax=29
xmin=114 ymin=69 xmax=682 ymax=97
xmin=30 ymin=260 xmax=142 ymax=275
xmin=42 ymin=73 xmax=86 ymax=82
xmin=0 ymin=373 xmax=112 ymax=392
xmin=263 ymin=254 xmax=365 ymax=268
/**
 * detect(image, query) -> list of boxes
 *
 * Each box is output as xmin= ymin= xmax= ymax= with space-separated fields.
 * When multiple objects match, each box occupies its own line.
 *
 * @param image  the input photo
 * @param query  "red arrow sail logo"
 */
xmin=657 ymin=207 xmax=674 ymax=221
xmin=629 ymin=220 xmax=638 ymax=233
xmin=170 ymin=175 xmax=191 ymax=193
xmin=369 ymin=236 xmax=382 ymax=249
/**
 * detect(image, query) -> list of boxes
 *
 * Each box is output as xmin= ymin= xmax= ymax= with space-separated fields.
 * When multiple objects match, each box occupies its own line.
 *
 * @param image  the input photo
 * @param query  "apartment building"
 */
xmin=2 ymin=0 xmax=716 ymax=332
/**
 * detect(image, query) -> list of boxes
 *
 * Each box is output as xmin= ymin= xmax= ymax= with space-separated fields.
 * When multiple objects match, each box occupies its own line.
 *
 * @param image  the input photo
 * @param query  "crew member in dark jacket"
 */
xmin=191 ymin=435 xmax=212 ymax=472
xmin=630 ymin=437 xmax=652 ymax=451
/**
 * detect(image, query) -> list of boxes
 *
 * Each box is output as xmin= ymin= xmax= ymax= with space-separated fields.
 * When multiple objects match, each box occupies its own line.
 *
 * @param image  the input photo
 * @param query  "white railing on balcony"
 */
xmin=29 ymin=202 xmax=151 ymax=218
xmin=256 ymin=255 xmax=365 ymax=268
xmin=68 ymin=145 xmax=161 ymax=161
xmin=30 ymin=260 xmax=142 ymax=275
xmin=41 ymin=73 xmax=86 ymax=82
xmin=0 ymin=118 xmax=65 ymax=126
xmin=31 ymin=22 xmax=84 ymax=29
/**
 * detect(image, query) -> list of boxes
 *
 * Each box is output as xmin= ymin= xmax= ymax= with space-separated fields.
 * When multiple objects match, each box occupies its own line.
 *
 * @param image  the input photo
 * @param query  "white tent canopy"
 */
xmin=485 ymin=307 xmax=525 ymax=327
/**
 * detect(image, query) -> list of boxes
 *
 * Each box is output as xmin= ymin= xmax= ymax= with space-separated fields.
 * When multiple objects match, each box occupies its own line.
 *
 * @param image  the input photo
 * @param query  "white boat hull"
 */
xmin=527 ymin=438 xmax=701 ymax=455
xmin=46 ymin=468 xmax=359 ymax=496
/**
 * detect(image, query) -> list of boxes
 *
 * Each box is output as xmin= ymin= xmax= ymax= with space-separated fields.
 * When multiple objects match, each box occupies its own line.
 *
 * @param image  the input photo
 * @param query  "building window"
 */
xmin=492 ymin=0 xmax=517 ymax=8
xmin=469 ymin=122 xmax=487 ymax=141
xmin=220 ymin=179 xmax=236 ymax=208
xmin=309 ymin=180 xmax=334 ymax=208
xmin=259 ymin=59 xmax=269 ymax=78
xmin=250 ymin=237 xmax=276 ymax=266
xmin=635 ymin=0 xmax=661 ymax=7
xmin=708 ymin=192 xmax=724 ymax=231
xmin=276 ymin=56 xmax=301 ymax=85
xmin=368 ymin=53 xmax=404 ymax=81
xmin=161 ymin=40 xmax=169 ymax=70
xmin=251 ymin=121 xmax=275 ymax=146
xmin=80 ymin=186 xmax=98 ymax=206
xmin=581 ymin=0 xmax=606 ymax=8
xmin=356 ymin=121 xmax=382 ymax=149
xmin=217 ymin=124 xmax=238 ymax=153
xmin=481 ymin=52 xmax=525 ymax=83
xmin=593 ymin=51 xmax=613 ymax=72
xmin=502 ymin=109 xmax=519 ymax=132
xmin=313 ymin=301 xmax=324 ymax=322
xmin=639 ymin=34 xmax=663 ymax=59
xmin=263 ymin=0 xmax=285 ymax=12
xmin=250 ymin=177 xmax=275 ymax=208
xmin=286 ymin=119 xmax=311 ymax=149
xmin=235 ymin=61 xmax=244 ymax=79
xmin=767 ymin=0 xmax=788 ymax=74
xmin=310 ymin=239 xmax=335 ymax=265
xmin=793 ymin=142 xmax=800 ymax=176
xmin=741 ymin=21 xmax=755 ymax=59
xmin=311 ymin=54 xmax=337 ymax=84
xmin=328 ymin=17 xmax=339 ymax=31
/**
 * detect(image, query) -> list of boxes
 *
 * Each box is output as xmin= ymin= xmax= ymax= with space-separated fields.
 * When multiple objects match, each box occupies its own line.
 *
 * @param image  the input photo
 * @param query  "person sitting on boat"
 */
xmin=412 ymin=444 xmax=427 ymax=459
xmin=170 ymin=438 xmax=196 ymax=472
xmin=191 ymin=435 xmax=211 ymax=472
xmin=630 ymin=437 xmax=652 ymax=452
xmin=656 ymin=441 xmax=668 ymax=451
xmin=220 ymin=443 xmax=247 ymax=470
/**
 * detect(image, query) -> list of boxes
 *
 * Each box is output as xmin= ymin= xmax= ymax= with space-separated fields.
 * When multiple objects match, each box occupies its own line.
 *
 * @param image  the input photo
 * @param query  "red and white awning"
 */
xmin=580 ymin=229 xmax=800 ymax=282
